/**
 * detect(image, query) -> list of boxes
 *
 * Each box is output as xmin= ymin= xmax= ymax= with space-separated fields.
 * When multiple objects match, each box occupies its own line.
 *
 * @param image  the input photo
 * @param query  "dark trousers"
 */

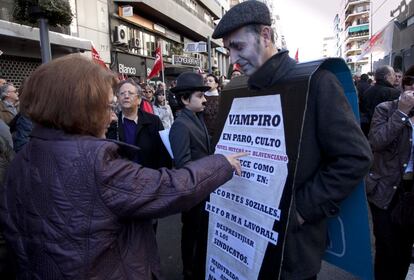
xmin=370 ymin=197 xmax=414 ymax=280
xmin=0 ymin=242 xmax=16 ymax=280
xmin=181 ymin=200 xmax=209 ymax=280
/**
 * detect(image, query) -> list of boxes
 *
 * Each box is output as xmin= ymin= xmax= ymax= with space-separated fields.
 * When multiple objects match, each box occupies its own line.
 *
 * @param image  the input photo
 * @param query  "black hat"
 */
xmin=170 ymin=72 xmax=210 ymax=93
xmin=212 ymin=1 xmax=271 ymax=39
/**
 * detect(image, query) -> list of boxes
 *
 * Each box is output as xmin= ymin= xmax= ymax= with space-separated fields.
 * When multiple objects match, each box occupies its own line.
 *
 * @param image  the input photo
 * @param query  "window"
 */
xmin=159 ymin=39 xmax=172 ymax=57
xmin=143 ymin=32 xmax=155 ymax=57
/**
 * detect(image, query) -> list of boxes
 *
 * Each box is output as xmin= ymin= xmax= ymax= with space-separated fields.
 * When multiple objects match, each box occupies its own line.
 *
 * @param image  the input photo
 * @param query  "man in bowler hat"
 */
xmin=212 ymin=1 xmax=372 ymax=279
xmin=169 ymin=72 xmax=212 ymax=280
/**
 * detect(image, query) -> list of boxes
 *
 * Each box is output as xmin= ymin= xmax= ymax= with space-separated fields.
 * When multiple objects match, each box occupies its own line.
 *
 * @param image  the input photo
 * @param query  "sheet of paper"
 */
xmin=206 ymin=95 xmax=288 ymax=280
xmin=159 ymin=128 xmax=173 ymax=159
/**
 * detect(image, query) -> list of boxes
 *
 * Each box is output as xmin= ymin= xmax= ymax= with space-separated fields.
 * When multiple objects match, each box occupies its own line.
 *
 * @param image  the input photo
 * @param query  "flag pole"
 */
xmin=160 ymin=41 xmax=166 ymax=96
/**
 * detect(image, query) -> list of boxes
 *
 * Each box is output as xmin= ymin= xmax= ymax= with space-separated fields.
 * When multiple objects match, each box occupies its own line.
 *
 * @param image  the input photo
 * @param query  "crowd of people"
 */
xmin=0 ymin=1 xmax=413 ymax=279
xmin=355 ymin=65 xmax=414 ymax=280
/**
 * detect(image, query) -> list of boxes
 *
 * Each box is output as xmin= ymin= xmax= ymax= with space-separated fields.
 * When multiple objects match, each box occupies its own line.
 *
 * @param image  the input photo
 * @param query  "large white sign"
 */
xmin=206 ymin=95 xmax=288 ymax=280
xmin=172 ymin=55 xmax=201 ymax=67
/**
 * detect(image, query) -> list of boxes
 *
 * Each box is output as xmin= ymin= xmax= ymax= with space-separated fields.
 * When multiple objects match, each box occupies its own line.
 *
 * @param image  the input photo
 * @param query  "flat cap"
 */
xmin=212 ymin=1 xmax=271 ymax=39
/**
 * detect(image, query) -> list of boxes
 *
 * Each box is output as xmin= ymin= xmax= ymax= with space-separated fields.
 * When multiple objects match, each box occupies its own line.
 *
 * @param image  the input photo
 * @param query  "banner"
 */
xmin=207 ymin=95 xmax=288 ymax=279
xmin=356 ymin=21 xmax=394 ymax=61
xmin=206 ymin=58 xmax=373 ymax=280
xmin=206 ymin=70 xmax=310 ymax=279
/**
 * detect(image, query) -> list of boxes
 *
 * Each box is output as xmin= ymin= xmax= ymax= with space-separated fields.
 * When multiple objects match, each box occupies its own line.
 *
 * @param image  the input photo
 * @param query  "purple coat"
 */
xmin=0 ymin=125 xmax=232 ymax=279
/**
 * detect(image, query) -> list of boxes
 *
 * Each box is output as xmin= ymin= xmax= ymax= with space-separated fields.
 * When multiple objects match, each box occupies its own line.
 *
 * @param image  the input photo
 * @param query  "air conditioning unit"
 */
xmin=129 ymin=37 xmax=140 ymax=49
xmin=114 ymin=25 xmax=128 ymax=45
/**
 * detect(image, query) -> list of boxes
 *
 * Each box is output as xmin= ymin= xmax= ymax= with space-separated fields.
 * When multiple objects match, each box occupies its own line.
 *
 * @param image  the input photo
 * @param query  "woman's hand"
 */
xmin=224 ymin=152 xmax=249 ymax=176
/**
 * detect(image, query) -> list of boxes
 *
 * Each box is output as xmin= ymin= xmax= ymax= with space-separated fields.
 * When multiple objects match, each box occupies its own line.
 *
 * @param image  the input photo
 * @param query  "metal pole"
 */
xmin=39 ymin=18 xmax=52 ymax=63
xmin=161 ymin=68 xmax=166 ymax=96
xmin=160 ymin=40 xmax=166 ymax=96
xmin=207 ymin=36 xmax=212 ymax=74
xmin=369 ymin=0 xmax=373 ymax=72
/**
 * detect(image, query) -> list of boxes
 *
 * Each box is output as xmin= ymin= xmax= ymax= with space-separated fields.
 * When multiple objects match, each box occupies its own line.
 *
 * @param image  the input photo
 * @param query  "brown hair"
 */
xmin=20 ymin=54 xmax=118 ymax=137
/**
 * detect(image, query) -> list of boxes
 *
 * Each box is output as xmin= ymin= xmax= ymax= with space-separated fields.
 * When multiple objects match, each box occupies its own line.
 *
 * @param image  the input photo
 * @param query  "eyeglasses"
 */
xmin=118 ymin=90 xmax=138 ymax=97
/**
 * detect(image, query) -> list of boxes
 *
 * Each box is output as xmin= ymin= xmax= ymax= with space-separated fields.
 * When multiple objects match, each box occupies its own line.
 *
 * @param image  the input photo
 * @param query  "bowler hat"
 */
xmin=170 ymin=72 xmax=211 ymax=93
xmin=212 ymin=1 xmax=271 ymax=39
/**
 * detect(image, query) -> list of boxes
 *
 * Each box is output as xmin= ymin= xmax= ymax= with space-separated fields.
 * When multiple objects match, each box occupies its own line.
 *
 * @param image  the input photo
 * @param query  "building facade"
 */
xmin=371 ymin=0 xmax=414 ymax=71
xmin=336 ymin=0 xmax=371 ymax=74
xmin=0 ymin=0 xmax=96 ymax=87
xmin=109 ymin=0 xmax=230 ymax=82
xmin=0 ymin=0 xmax=231 ymax=88
xmin=322 ymin=36 xmax=336 ymax=58
xmin=335 ymin=0 xmax=413 ymax=74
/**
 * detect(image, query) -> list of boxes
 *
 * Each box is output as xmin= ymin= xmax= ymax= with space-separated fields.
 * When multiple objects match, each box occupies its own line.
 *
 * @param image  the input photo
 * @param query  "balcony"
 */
xmin=344 ymin=0 xmax=370 ymax=11
xmin=0 ymin=2 xmax=71 ymax=35
xmin=114 ymin=0 xmax=223 ymax=46
xmin=345 ymin=32 xmax=369 ymax=43
xmin=171 ymin=0 xmax=215 ymax=29
xmin=346 ymin=57 xmax=369 ymax=64
xmin=345 ymin=19 xmax=369 ymax=30
xmin=344 ymin=46 xmax=362 ymax=56
xmin=0 ymin=19 xmax=91 ymax=57
xmin=345 ymin=10 xmax=369 ymax=24
xmin=198 ymin=0 xmax=222 ymax=19
xmin=345 ymin=23 xmax=369 ymax=42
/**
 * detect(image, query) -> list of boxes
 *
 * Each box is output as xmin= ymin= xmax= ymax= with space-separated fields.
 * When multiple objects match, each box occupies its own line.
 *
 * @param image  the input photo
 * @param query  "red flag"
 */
xmin=294 ymin=48 xmax=299 ymax=62
xmin=91 ymin=44 xmax=107 ymax=68
xmin=148 ymin=45 xmax=164 ymax=79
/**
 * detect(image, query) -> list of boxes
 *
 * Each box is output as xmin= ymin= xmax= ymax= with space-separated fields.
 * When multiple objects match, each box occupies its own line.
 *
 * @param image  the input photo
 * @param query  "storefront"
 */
xmin=116 ymin=52 xmax=146 ymax=81
xmin=115 ymin=51 xmax=173 ymax=82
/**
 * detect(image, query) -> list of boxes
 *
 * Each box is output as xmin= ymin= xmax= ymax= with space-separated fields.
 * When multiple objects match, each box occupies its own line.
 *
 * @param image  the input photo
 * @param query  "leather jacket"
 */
xmin=366 ymin=100 xmax=412 ymax=209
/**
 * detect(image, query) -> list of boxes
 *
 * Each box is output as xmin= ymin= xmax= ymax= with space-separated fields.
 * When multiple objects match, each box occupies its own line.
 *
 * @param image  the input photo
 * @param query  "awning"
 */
xmin=0 ymin=19 xmax=92 ymax=51
xmin=164 ymin=65 xmax=198 ymax=77
xmin=349 ymin=24 xmax=369 ymax=34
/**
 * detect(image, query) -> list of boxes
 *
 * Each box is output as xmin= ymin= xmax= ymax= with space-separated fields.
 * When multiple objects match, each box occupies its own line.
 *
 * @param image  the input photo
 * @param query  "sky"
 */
xmin=275 ymin=0 xmax=341 ymax=62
